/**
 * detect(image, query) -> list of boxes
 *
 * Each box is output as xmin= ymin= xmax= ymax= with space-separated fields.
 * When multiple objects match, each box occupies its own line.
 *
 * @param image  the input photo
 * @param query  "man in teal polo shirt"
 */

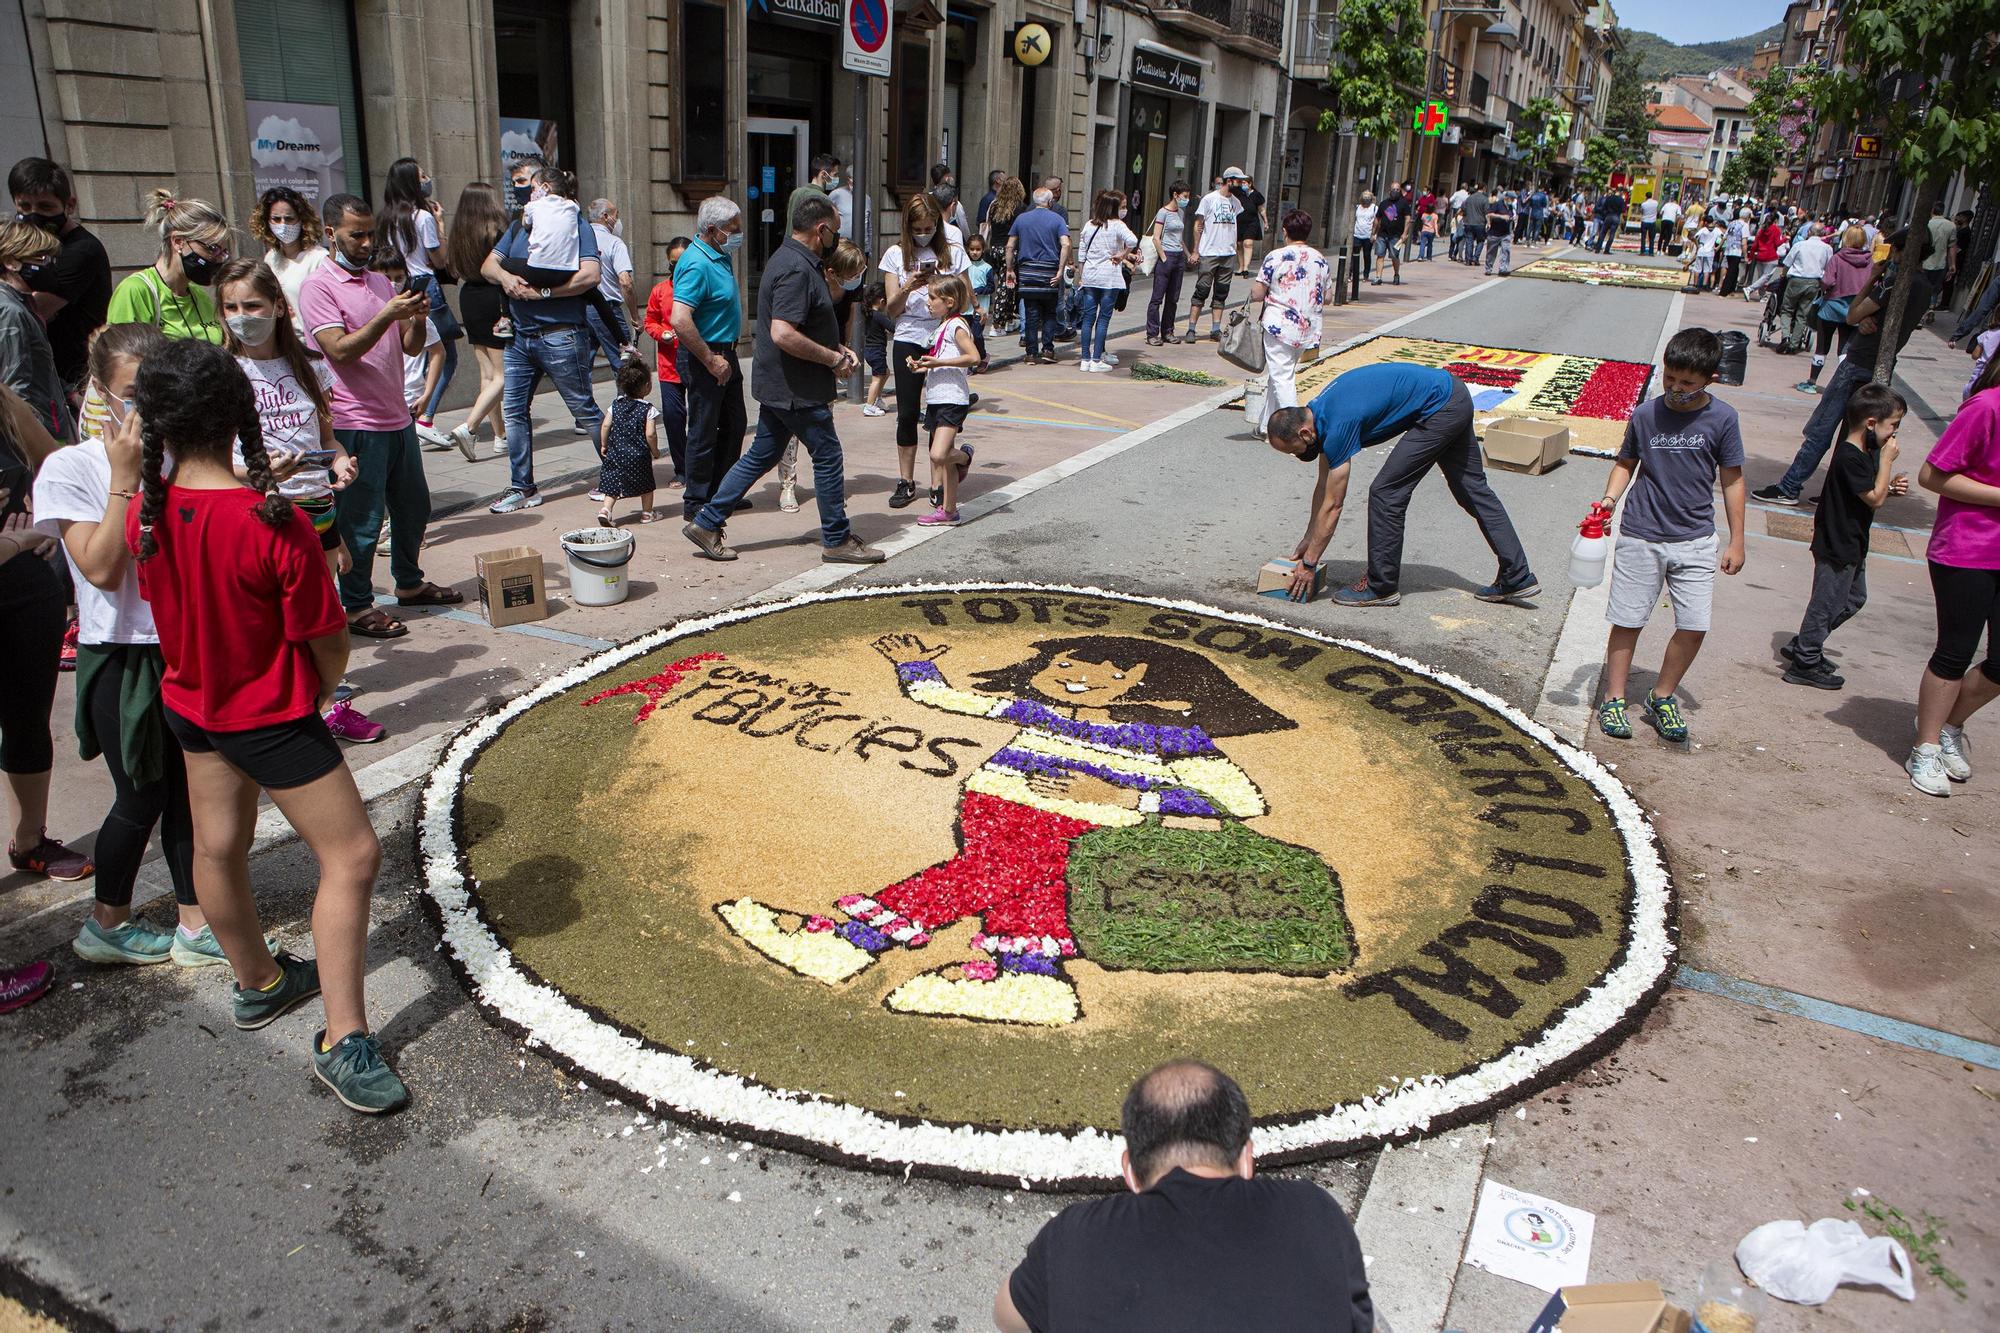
xmin=668 ymin=197 xmax=747 ymax=521
xmin=1265 ymin=362 xmax=1538 ymax=607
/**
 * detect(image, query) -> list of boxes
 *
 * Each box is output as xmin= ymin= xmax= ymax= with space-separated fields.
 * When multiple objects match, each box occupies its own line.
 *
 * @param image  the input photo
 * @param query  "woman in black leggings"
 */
xmin=1908 ymin=356 xmax=2000 ymax=796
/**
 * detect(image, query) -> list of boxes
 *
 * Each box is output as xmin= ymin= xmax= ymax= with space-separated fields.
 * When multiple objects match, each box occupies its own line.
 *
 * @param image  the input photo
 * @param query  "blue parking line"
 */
xmin=1674 ymin=965 xmax=2000 ymax=1070
xmin=436 ymin=607 xmax=614 ymax=650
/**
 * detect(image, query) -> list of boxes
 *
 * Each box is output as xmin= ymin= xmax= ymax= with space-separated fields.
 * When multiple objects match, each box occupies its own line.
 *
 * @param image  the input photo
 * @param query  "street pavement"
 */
xmin=2 ymin=242 xmax=1993 ymax=1331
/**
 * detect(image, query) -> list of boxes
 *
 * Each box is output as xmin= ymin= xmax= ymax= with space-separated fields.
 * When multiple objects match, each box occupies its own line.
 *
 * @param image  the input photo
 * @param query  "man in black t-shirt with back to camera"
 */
xmin=994 ymin=1060 xmax=1378 ymax=1333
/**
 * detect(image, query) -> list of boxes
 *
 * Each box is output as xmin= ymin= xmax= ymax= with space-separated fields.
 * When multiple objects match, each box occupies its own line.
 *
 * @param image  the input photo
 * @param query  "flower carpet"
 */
xmin=1512 ymin=258 xmax=1687 ymax=291
xmin=422 ymin=586 xmax=1674 ymax=1187
xmin=1234 ymin=335 xmax=1656 ymax=453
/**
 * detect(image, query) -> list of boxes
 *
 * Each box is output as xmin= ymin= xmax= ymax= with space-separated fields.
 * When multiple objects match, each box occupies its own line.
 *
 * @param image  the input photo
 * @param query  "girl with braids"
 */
xmin=32 ymin=322 xmax=225 ymax=964
xmin=127 ymin=339 xmax=408 ymax=1114
xmin=104 ymin=190 xmax=230 ymax=343
xmin=216 ymin=259 xmax=385 ymax=744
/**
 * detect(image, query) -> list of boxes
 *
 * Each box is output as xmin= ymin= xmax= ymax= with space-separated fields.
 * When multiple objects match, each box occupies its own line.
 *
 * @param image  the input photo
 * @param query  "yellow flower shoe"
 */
xmin=715 ymin=898 xmax=878 ymax=985
xmin=885 ymin=966 xmax=1080 ymax=1026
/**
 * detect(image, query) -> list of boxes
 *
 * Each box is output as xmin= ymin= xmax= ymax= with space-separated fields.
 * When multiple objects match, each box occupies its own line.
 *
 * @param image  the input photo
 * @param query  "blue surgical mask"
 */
xmin=421 ymin=177 xmax=434 ymax=198
xmin=841 ymin=272 xmax=864 ymax=292
xmin=719 ymin=231 xmax=744 ymax=253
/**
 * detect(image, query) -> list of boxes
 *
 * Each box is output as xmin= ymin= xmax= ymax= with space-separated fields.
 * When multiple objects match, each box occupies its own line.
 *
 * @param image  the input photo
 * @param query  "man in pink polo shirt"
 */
xmin=297 ymin=193 xmax=462 ymax=639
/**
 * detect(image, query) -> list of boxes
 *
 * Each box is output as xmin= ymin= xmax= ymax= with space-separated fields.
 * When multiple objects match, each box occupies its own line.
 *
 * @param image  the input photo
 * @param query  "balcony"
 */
xmin=1156 ymin=0 xmax=1282 ymax=55
xmin=1291 ymin=7 xmax=1335 ymax=78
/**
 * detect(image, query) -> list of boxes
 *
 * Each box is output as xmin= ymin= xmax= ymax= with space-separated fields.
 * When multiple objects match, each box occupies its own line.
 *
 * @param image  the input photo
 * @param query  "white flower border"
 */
xmin=418 ymin=582 xmax=1673 ymax=1187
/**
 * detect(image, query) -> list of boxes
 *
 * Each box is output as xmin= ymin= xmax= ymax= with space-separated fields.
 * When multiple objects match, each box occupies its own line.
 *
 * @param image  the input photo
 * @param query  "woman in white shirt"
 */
xmin=1350 ymin=191 xmax=1378 ymax=288
xmin=880 ymin=194 xmax=970 ymax=509
xmin=1074 ymin=189 xmax=1137 ymax=373
xmin=252 ymin=187 xmax=327 ymax=333
xmin=380 ymin=157 xmax=459 ymax=435
xmin=1250 ymin=210 xmax=1332 ymax=432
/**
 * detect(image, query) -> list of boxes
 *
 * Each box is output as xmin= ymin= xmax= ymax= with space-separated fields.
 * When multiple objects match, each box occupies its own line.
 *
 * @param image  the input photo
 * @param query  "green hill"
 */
xmin=1624 ymin=22 xmax=1784 ymax=80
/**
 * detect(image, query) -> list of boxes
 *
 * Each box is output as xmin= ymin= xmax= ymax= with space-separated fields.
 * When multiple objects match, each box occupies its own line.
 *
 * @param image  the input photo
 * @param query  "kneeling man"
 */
xmin=1266 ymin=362 xmax=1539 ymax=605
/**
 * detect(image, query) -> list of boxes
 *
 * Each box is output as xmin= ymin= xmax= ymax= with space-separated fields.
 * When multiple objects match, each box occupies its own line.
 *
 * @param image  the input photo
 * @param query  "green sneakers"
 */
xmin=1642 ymin=692 xmax=1689 ymax=742
xmin=231 ymin=951 xmax=321 ymax=1030
xmin=1597 ymin=697 xmax=1632 ymax=740
xmin=313 ymin=1030 xmax=410 ymax=1114
xmin=73 ymin=917 xmax=174 ymax=965
xmin=169 ymin=925 xmax=279 ymax=969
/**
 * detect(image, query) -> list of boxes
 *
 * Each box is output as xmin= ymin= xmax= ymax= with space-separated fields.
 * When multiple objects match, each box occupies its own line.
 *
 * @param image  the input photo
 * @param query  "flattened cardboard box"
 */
xmin=1526 ymin=1281 xmax=1691 ymax=1333
xmin=1256 ymin=557 xmax=1327 ymax=602
xmin=476 ymin=546 xmax=548 ymax=627
xmin=1485 ymin=417 xmax=1571 ymax=474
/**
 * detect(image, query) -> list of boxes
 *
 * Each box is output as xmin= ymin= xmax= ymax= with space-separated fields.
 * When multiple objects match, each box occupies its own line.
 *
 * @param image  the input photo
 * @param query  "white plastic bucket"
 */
xmin=1242 ymin=380 xmax=1265 ymax=427
xmin=560 ymin=528 xmax=635 ymax=606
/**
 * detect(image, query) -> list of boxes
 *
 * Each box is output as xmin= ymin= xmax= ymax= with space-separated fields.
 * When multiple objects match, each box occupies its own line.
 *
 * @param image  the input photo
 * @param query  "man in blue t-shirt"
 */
xmin=1265 ymin=362 xmax=1537 ymax=606
xmin=1005 ymin=189 xmax=1072 ymax=361
xmin=480 ymin=199 xmax=605 ymax=513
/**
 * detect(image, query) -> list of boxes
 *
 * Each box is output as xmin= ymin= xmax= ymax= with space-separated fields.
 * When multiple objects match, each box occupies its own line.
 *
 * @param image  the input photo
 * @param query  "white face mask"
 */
xmin=912 ymin=230 xmax=936 ymax=247
xmin=271 ymin=221 xmax=301 ymax=246
xmin=226 ymin=312 xmax=278 ymax=345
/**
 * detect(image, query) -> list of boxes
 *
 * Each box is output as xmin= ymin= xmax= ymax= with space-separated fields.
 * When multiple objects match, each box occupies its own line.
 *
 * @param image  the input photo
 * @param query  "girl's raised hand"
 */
xmin=873 ymin=632 xmax=949 ymax=665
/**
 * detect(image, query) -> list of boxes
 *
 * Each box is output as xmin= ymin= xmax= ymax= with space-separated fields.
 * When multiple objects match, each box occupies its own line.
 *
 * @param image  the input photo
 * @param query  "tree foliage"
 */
xmin=1315 ymin=0 xmax=1427 ymax=143
xmin=1517 ymin=95 xmax=1564 ymax=182
xmin=1599 ymin=47 xmax=1658 ymax=162
xmin=1577 ymin=134 xmax=1622 ymax=191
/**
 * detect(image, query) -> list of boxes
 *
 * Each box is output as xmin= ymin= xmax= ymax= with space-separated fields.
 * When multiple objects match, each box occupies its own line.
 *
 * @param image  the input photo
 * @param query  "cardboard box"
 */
xmin=475 ymin=546 xmax=548 ymax=627
xmin=1526 ymin=1282 xmax=1692 ymax=1333
xmin=1485 ymin=417 xmax=1572 ymax=474
xmin=1256 ymin=558 xmax=1327 ymax=601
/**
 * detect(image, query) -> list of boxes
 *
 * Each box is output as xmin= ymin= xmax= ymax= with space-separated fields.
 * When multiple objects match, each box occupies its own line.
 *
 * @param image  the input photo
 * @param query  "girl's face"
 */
xmin=926 ymin=289 xmax=952 ymax=320
xmin=93 ymin=355 xmax=141 ymax=432
xmin=219 ymin=282 xmax=274 ymax=322
xmin=967 ymin=240 xmax=985 ymax=263
xmin=1029 ymin=655 xmax=1149 ymax=705
xmin=666 ymin=244 xmax=687 ymax=269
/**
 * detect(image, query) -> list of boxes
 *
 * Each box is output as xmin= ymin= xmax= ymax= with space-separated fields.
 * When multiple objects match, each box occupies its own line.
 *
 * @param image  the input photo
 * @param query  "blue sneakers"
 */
xmin=73 ymin=917 xmax=174 ymax=966
xmin=313 ymin=1030 xmax=410 ymax=1114
xmin=1333 ymin=580 xmax=1402 ymax=607
xmin=232 ymin=951 xmax=320 ymax=1030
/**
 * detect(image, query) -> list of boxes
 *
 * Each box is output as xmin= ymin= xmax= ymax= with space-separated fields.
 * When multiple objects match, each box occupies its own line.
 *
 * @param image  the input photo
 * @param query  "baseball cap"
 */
xmin=1222 ymin=167 xmax=1248 ymax=181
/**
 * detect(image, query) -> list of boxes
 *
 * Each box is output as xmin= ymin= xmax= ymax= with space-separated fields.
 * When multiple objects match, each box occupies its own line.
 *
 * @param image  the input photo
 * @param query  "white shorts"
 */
xmin=1606 ymin=533 xmax=1718 ymax=632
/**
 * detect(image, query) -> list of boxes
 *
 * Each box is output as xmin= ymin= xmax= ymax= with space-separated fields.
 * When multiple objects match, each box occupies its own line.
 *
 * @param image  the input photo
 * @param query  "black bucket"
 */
xmin=1715 ymin=330 xmax=1750 ymax=386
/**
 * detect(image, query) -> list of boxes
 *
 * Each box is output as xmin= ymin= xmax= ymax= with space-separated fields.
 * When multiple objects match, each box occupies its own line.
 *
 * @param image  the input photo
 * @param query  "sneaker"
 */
xmin=449 ymin=425 xmax=479 ymax=462
xmin=1473 ymin=574 xmax=1541 ymax=603
xmin=59 ymin=620 xmax=78 ymax=672
xmin=232 ymin=951 xmax=321 ymax=1030
xmin=1751 ymin=484 xmax=1800 ymax=506
xmin=682 ymin=521 xmax=737 ymax=561
xmin=1181 ymin=330 xmax=1200 ymax=345
xmin=1906 ymin=743 xmax=1952 ymax=798
xmin=1937 ymin=723 xmax=1974 ymax=783
xmin=0 ymin=959 xmax=53 ymax=1014
xmin=492 ymin=438 xmax=508 ymax=454
xmin=415 ymin=421 xmax=452 ymax=450
xmin=1079 ymin=359 xmax=1100 ymax=372
xmin=8 ymin=831 xmax=93 ymax=882
xmin=821 ymin=535 xmax=888 ymax=564
xmin=861 ymin=402 xmax=886 ymax=417
xmin=1641 ymin=692 xmax=1689 ymax=742
xmin=1208 ymin=328 xmax=1221 ymax=342
xmin=1332 ymin=580 xmax=1401 ymax=607
xmin=323 ymin=699 xmax=387 ymax=743
xmin=928 ymin=484 xmax=943 ymax=509
xmin=313 ymin=1030 xmax=411 ymax=1115
xmin=1597 ymin=697 xmax=1633 ymax=739
xmin=888 ymin=479 xmax=919 ymax=509
xmin=170 ymin=924 xmax=276 ymax=969
xmin=572 ymin=423 xmax=591 ymax=436
xmin=487 ymin=488 xmax=542 ymax=515
xmin=72 ymin=917 xmax=174 ymax=966
xmin=1782 ymin=661 xmax=1845 ymax=690
xmin=916 ymin=505 xmax=960 ymax=526
xmin=1794 ymin=381 xmax=1821 ymax=395
xmin=330 ymin=681 xmax=357 ymax=704
xmin=1101 ymin=352 xmax=1118 ymax=367
xmin=1145 ymin=336 xmax=1163 ymax=346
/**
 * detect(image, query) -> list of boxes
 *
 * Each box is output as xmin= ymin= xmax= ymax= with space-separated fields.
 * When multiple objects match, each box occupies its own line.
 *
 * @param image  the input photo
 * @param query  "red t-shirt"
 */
xmin=127 ymin=485 xmax=346 ymax=731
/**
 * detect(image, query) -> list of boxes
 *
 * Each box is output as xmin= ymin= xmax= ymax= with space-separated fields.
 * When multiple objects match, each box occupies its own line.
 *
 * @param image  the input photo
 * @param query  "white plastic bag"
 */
xmin=1736 ymin=1218 xmax=1915 ymax=1305
xmin=1138 ymin=235 xmax=1160 ymax=277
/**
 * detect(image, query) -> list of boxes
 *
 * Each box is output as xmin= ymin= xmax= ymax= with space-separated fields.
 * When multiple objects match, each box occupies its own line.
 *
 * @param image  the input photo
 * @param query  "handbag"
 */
xmin=1814 ymin=294 xmax=1852 ymax=325
xmin=1220 ymin=303 xmax=1266 ymax=373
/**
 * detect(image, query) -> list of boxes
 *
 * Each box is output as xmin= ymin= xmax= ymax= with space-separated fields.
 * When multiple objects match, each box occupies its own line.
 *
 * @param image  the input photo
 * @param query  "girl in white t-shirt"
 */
xmin=1074 ymin=190 xmax=1137 ymax=373
xmin=30 ymin=322 xmax=222 ymax=966
xmin=880 ymin=195 xmax=970 ymax=509
xmin=906 ymin=274 xmax=980 ymax=527
xmin=216 ymin=260 xmax=384 ymax=744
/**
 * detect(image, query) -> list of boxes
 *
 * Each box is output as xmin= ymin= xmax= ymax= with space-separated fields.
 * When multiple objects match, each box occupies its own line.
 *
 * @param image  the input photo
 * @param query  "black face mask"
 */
xmin=17 ymin=211 xmax=63 ymax=235
xmin=513 ymin=183 xmax=534 ymax=205
xmin=180 ymin=249 xmax=223 ymax=286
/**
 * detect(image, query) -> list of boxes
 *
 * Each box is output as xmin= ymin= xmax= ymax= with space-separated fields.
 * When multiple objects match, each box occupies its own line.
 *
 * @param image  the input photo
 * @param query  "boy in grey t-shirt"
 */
xmin=1595 ymin=328 xmax=1748 ymax=743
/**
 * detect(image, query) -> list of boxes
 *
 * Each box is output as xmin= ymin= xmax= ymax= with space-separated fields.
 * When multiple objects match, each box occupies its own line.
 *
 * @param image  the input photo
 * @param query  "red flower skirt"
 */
xmin=875 ymin=793 xmax=1095 ymax=946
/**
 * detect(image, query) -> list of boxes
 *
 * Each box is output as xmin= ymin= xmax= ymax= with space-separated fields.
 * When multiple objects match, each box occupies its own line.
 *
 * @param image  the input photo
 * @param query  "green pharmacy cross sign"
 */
xmin=1414 ymin=100 xmax=1449 ymax=136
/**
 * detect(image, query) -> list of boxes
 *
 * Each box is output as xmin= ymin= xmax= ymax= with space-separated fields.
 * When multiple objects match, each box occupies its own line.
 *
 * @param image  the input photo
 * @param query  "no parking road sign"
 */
xmin=843 ymin=0 xmax=892 ymax=76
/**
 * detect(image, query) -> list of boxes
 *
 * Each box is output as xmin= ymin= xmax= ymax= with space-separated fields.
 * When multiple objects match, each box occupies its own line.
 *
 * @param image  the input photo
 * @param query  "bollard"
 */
xmin=1332 ymin=249 xmax=1349 ymax=306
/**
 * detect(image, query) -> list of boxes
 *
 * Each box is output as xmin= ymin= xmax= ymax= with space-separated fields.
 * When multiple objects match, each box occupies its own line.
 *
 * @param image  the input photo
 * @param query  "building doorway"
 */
xmin=1128 ymin=93 xmax=1174 ymax=218
xmin=747 ymin=117 xmax=810 ymax=276
xmin=494 ymin=0 xmax=575 ymax=173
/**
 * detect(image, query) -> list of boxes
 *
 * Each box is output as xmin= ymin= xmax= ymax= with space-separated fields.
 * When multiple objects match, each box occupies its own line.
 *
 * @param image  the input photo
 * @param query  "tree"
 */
xmin=1725 ymin=67 xmax=1791 ymax=200
xmin=1800 ymin=1 xmax=2000 ymax=385
xmin=1599 ymin=47 xmax=1658 ymax=165
xmin=1577 ymin=134 xmax=1622 ymax=192
xmin=1315 ymin=0 xmax=1426 ymax=257
xmin=1516 ymin=95 xmax=1564 ymax=184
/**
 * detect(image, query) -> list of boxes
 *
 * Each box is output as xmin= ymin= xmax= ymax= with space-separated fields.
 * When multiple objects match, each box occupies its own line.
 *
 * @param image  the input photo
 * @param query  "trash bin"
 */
xmin=1715 ymin=330 xmax=1750 ymax=386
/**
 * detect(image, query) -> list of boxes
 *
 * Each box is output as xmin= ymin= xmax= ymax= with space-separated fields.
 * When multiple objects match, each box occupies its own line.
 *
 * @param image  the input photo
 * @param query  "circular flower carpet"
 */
xmin=421 ymin=585 xmax=1674 ymax=1187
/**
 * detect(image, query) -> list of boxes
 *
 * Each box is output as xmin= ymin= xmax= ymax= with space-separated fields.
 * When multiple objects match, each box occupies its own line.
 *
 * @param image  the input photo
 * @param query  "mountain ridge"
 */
xmin=1623 ymin=22 xmax=1784 ymax=81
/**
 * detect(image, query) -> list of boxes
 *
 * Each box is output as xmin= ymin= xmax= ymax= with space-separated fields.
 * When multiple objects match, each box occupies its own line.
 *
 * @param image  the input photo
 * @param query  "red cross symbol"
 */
xmin=1417 ymin=102 xmax=1447 ymax=135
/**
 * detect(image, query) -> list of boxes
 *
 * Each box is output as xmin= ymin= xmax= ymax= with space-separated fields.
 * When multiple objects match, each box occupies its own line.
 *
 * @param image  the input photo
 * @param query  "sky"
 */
xmin=1611 ymin=0 xmax=1789 ymax=47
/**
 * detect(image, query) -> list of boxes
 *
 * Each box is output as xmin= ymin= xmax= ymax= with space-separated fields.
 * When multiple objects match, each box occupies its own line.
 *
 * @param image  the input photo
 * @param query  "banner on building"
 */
xmin=247 ymin=100 xmax=345 ymax=207
xmin=1648 ymin=128 xmax=1709 ymax=151
xmin=500 ymin=118 xmax=561 ymax=177
xmin=1131 ymin=46 xmax=1203 ymax=98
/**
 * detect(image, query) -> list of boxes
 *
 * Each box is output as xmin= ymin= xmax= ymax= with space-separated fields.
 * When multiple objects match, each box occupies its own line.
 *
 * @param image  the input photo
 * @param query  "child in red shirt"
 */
xmin=128 ymin=339 xmax=408 ymax=1114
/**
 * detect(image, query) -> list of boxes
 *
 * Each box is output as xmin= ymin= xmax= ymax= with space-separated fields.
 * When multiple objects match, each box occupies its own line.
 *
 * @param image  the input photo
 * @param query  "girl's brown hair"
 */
xmin=214 ymin=259 xmax=331 ymax=422
xmin=135 ymin=340 xmax=292 ymax=560
xmin=85 ymin=322 xmax=168 ymax=394
xmin=901 ymin=194 xmax=951 ymax=268
xmin=446 ymin=182 xmax=510 ymax=282
xmin=926 ymin=273 xmax=970 ymax=317
xmin=970 ymin=636 xmax=1297 ymax=738
xmin=1092 ymin=189 xmax=1124 ymax=225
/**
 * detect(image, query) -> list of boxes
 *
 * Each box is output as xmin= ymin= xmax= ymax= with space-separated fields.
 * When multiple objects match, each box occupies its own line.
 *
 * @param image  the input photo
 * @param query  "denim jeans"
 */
xmin=501 ymin=323 xmax=604 ymax=495
xmin=1461 ymin=225 xmax=1485 ymax=264
xmin=695 ymin=403 xmax=850 ymax=547
xmin=1777 ymin=357 xmax=1871 ymax=497
xmin=333 ymin=425 xmax=432 ymax=612
xmin=1147 ymin=251 xmax=1186 ymax=337
xmin=417 ymin=274 xmax=458 ymax=422
xmin=1077 ymin=286 xmax=1117 ymax=361
xmin=658 ymin=378 xmax=688 ymax=478
xmin=1019 ymin=288 xmax=1059 ymax=355
xmin=1639 ymin=222 xmax=1655 ymax=255
xmin=1418 ymin=232 xmax=1433 ymax=259
xmin=585 ymin=302 xmax=632 ymax=377
xmin=678 ymin=345 xmax=746 ymax=520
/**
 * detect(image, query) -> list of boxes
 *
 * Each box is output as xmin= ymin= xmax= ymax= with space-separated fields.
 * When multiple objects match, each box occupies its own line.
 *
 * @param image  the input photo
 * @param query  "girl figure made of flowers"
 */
xmin=718 ymin=633 xmax=1297 ymax=1026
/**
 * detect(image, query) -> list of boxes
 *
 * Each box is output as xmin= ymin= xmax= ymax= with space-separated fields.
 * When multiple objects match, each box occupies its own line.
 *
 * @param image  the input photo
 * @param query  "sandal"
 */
xmin=638 ymin=510 xmax=661 ymax=523
xmin=597 ymin=511 xmax=615 ymax=528
xmin=347 ymin=608 xmax=408 ymax=639
xmin=395 ymin=582 xmax=465 ymax=607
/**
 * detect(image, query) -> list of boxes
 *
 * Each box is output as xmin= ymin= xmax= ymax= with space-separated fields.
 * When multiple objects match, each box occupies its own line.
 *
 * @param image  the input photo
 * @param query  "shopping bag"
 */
xmin=1220 ymin=304 xmax=1266 ymax=373
xmin=1139 ymin=235 xmax=1160 ymax=276
xmin=1736 ymin=1219 xmax=1915 ymax=1305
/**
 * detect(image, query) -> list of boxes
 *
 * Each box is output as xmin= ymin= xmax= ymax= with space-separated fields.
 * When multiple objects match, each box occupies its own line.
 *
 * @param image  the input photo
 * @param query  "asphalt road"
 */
xmin=0 ymin=268 xmax=1673 ymax=1332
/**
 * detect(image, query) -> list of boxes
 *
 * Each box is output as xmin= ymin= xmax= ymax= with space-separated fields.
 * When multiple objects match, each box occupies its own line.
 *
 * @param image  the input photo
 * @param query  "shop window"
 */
xmin=681 ymin=0 xmax=729 ymax=183
xmin=234 ymin=0 xmax=366 ymax=196
xmin=891 ymin=41 xmax=930 ymax=195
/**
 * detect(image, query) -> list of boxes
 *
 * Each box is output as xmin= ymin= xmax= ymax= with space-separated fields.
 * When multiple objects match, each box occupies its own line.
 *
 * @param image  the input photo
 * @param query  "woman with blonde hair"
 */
xmin=983 ymin=176 xmax=1026 ymax=333
xmin=0 ymin=221 xmax=74 ymax=445
xmin=249 ymin=186 xmax=326 ymax=328
xmin=880 ymin=194 xmax=968 ymax=509
xmin=105 ymin=189 xmax=230 ymax=343
xmin=776 ymin=238 xmax=870 ymax=513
